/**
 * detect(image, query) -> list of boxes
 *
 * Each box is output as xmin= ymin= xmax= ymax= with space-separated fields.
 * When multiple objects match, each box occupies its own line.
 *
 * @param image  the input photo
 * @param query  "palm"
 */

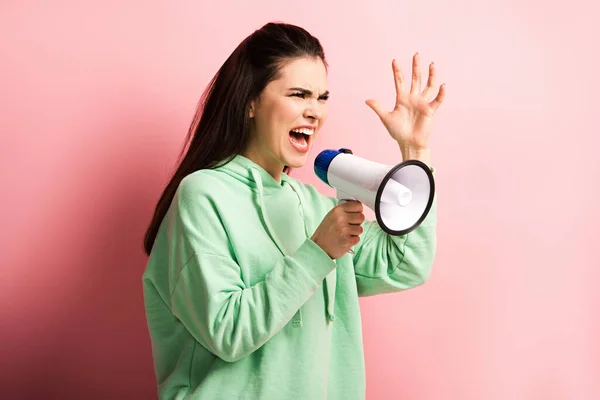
xmin=366 ymin=53 xmax=445 ymax=150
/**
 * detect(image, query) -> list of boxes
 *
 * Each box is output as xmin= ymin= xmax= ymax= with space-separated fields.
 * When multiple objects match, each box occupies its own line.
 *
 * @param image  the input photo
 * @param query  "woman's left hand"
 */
xmin=366 ymin=53 xmax=445 ymax=156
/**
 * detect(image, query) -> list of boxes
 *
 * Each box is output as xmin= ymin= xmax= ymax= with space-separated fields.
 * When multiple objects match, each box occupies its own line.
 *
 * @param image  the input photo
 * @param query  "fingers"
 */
xmin=430 ymin=83 xmax=446 ymax=111
xmin=339 ymin=202 xmax=365 ymax=227
xmin=348 ymin=225 xmax=364 ymax=237
xmin=343 ymin=207 xmax=365 ymax=225
xmin=410 ymin=53 xmax=421 ymax=94
xmin=348 ymin=212 xmax=366 ymax=225
xmin=392 ymin=59 xmax=405 ymax=98
xmin=336 ymin=201 xmax=365 ymax=226
xmin=368 ymin=54 xmax=444 ymax=118
xmin=411 ymin=54 xmax=445 ymax=111
xmin=341 ymin=200 xmax=363 ymax=213
xmin=365 ymin=99 xmax=387 ymax=121
xmin=342 ymin=221 xmax=363 ymax=236
xmin=421 ymin=62 xmax=436 ymax=100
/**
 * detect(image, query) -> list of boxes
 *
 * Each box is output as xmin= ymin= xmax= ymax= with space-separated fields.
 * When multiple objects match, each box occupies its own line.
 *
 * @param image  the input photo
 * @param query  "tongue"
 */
xmin=290 ymin=131 xmax=307 ymax=146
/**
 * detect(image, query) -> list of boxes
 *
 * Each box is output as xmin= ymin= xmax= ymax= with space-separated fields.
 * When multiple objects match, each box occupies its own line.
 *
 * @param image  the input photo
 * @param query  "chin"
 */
xmin=282 ymin=135 xmax=315 ymax=169
xmin=283 ymin=151 xmax=311 ymax=169
xmin=284 ymin=158 xmax=308 ymax=169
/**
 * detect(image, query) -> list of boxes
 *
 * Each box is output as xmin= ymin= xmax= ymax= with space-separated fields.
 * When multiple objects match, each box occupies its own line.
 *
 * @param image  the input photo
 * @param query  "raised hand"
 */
xmin=365 ymin=53 xmax=446 ymax=156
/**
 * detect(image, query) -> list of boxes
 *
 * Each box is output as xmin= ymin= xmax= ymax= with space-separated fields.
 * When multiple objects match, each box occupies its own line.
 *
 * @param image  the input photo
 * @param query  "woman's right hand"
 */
xmin=311 ymin=201 xmax=366 ymax=259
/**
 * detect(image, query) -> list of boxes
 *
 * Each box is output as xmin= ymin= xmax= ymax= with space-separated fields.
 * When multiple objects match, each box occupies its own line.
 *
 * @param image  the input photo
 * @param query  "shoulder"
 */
xmin=169 ymin=170 xmax=231 ymax=223
xmin=156 ymin=170 xmax=232 ymax=262
xmin=175 ymin=168 xmax=235 ymax=205
xmin=178 ymin=169 xmax=224 ymax=194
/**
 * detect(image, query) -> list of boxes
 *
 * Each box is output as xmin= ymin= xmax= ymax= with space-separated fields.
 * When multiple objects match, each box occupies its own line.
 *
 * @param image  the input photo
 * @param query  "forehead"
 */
xmin=272 ymin=57 xmax=328 ymax=92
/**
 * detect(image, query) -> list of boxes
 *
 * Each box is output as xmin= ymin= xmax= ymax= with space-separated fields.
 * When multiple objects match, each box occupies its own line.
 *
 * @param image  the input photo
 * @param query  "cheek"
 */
xmin=256 ymin=103 xmax=289 ymax=140
xmin=274 ymin=103 xmax=302 ymax=132
xmin=286 ymin=102 xmax=305 ymax=121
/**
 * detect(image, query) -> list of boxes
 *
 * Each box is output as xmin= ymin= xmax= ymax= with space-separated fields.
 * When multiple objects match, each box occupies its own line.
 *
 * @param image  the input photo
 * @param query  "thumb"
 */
xmin=365 ymin=99 xmax=387 ymax=121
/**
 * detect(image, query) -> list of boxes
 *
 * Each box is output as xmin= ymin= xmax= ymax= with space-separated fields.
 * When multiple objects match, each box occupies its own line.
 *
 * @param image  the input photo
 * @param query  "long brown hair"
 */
xmin=143 ymin=22 xmax=327 ymax=255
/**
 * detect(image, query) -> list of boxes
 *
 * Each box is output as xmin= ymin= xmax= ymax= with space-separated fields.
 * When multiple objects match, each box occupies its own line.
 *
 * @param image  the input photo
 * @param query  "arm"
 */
xmin=351 ymin=167 xmax=437 ymax=297
xmin=169 ymin=175 xmax=337 ymax=362
xmin=356 ymin=51 xmax=445 ymax=296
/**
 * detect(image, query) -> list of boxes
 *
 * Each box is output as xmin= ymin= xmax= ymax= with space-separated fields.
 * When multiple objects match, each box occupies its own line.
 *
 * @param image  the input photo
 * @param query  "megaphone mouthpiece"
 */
xmin=380 ymin=179 xmax=412 ymax=207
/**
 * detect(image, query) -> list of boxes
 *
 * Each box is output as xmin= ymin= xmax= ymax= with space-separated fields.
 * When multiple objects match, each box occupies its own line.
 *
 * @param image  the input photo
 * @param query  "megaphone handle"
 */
xmin=336 ymin=190 xmax=356 ymax=254
xmin=336 ymin=189 xmax=355 ymax=204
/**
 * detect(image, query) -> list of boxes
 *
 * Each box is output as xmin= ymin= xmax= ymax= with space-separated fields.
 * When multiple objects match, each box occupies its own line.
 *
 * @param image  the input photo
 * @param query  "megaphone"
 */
xmin=314 ymin=148 xmax=435 ymax=236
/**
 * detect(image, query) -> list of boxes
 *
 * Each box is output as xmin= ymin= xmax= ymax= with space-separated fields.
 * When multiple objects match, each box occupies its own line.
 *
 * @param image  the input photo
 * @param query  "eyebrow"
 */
xmin=289 ymin=87 xmax=330 ymax=97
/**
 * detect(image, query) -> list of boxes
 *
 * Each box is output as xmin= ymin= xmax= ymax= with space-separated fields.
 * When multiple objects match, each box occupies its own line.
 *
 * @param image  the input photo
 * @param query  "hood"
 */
xmin=217 ymin=154 xmax=337 ymax=326
xmin=217 ymin=154 xmax=287 ymax=195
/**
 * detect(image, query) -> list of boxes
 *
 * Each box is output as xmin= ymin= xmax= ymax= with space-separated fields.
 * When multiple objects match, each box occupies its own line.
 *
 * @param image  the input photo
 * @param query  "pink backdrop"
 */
xmin=2 ymin=1 xmax=598 ymax=399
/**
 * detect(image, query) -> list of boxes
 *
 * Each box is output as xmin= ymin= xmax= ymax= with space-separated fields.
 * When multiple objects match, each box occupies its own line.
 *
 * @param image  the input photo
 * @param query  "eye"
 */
xmin=290 ymin=91 xmax=329 ymax=101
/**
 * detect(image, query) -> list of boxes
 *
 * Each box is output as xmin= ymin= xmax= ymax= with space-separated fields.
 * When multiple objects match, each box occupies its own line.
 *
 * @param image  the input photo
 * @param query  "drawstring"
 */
xmin=250 ymin=169 xmax=304 ymax=327
xmin=288 ymin=181 xmax=336 ymax=323
xmin=249 ymin=168 xmax=336 ymax=326
xmin=250 ymin=169 xmax=286 ymax=255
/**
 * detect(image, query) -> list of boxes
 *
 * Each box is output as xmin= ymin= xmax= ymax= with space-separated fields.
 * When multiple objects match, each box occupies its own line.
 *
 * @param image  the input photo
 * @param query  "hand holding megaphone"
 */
xmin=310 ymin=200 xmax=365 ymax=260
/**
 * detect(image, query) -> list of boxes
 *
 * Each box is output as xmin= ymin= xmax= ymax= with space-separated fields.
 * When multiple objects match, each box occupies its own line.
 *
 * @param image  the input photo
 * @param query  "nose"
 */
xmin=303 ymin=99 xmax=322 ymax=121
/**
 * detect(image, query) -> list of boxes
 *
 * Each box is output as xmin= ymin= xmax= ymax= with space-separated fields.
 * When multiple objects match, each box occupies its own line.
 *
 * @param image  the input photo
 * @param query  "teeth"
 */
xmin=291 ymin=128 xmax=315 ymax=136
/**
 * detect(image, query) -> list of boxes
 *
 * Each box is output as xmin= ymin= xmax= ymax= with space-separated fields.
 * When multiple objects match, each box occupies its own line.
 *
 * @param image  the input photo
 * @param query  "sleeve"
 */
xmin=351 ymin=170 xmax=438 ymax=297
xmin=168 ymin=175 xmax=337 ymax=362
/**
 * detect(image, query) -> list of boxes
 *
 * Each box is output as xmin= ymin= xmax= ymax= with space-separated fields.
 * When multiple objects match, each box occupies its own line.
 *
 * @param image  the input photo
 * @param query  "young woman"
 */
xmin=142 ymin=21 xmax=445 ymax=400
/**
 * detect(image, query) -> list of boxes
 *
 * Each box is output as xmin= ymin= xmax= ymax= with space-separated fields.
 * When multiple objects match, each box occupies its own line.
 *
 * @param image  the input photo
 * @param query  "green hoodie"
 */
xmin=142 ymin=154 xmax=436 ymax=400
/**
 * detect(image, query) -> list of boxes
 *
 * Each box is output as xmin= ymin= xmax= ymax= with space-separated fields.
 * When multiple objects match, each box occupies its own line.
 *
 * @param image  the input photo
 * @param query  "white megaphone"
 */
xmin=314 ymin=148 xmax=435 ymax=236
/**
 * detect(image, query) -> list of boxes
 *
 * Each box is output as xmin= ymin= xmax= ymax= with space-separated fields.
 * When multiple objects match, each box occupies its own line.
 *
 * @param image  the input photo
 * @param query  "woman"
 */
xmin=142 ymin=21 xmax=445 ymax=400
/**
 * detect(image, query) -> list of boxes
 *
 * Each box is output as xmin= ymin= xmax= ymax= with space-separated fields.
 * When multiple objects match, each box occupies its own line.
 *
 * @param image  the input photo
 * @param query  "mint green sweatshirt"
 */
xmin=142 ymin=154 xmax=436 ymax=400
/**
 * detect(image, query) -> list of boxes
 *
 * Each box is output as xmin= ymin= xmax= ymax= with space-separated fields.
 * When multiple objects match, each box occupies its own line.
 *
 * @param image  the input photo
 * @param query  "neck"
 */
xmin=240 ymin=147 xmax=284 ymax=182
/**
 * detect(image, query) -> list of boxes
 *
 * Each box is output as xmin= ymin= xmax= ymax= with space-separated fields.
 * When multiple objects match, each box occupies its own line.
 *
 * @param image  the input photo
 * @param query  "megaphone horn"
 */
xmin=314 ymin=148 xmax=435 ymax=236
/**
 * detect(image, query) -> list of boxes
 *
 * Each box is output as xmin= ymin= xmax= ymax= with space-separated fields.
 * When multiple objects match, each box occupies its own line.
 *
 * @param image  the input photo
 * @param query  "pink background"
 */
xmin=1 ymin=1 xmax=598 ymax=399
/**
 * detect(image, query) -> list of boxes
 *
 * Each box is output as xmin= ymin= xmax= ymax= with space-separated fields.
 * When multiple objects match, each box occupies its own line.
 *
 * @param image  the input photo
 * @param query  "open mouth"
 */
xmin=289 ymin=128 xmax=314 ymax=152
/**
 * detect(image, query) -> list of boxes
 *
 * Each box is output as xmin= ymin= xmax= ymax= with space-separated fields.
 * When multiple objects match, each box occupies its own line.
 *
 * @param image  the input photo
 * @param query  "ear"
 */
xmin=249 ymin=99 xmax=255 ymax=118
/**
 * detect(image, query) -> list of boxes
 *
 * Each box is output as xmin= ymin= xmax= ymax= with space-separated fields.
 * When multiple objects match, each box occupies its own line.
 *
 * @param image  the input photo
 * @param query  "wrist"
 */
xmin=399 ymin=145 xmax=431 ymax=165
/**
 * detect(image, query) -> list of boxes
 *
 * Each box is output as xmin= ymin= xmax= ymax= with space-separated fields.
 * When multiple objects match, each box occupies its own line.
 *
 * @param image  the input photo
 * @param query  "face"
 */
xmin=245 ymin=57 xmax=329 ymax=180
